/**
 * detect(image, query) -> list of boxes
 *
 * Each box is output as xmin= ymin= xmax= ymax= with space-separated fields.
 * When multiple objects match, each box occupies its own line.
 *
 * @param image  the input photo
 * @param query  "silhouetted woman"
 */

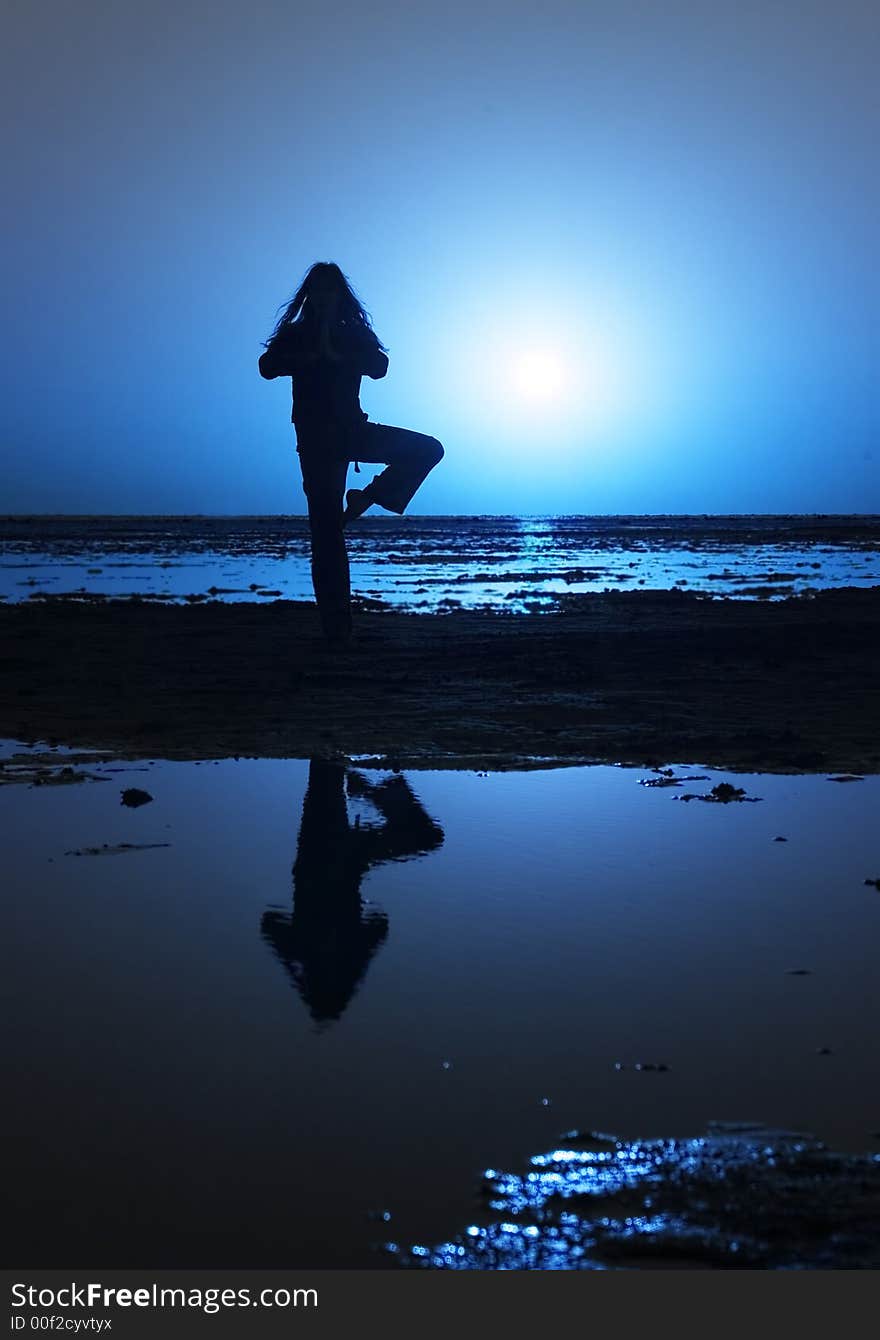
xmin=259 ymin=262 xmax=444 ymax=648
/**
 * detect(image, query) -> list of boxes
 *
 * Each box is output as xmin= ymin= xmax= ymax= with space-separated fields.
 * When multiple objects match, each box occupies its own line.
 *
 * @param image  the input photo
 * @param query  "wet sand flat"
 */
xmin=1 ymin=587 xmax=879 ymax=773
xmin=2 ymin=513 xmax=879 ymax=610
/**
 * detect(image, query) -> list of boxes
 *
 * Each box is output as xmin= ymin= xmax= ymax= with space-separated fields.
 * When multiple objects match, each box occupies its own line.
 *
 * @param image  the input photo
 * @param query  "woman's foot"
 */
xmin=343 ymin=488 xmax=373 ymax=527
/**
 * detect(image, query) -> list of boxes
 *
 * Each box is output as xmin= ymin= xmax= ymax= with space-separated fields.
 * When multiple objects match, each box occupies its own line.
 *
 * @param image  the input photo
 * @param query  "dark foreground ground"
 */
xmin=2 ymin=587 xmax=879 ymax=772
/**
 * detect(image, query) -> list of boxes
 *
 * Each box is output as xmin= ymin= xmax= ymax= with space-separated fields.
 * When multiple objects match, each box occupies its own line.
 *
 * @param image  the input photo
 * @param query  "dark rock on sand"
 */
xmin=121 ymin=787 xmax=153 ymax=807
xmin=64 ymin=842 xmax=170 ymax=856
xmin=677 ymin=782 xmax=761 ymax=803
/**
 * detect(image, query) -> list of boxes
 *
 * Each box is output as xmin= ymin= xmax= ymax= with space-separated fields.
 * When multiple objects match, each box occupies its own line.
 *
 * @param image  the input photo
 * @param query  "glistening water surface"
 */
xmin=2 ymin=515 xmax=878 ymax=610
xmin=3 ymin=751 xmax=879 ymax=1266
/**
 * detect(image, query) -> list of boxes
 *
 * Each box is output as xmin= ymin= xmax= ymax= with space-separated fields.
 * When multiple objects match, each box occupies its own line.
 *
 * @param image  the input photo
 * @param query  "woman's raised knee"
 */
xmin=427 ymin=437 xmax=444 ymax=465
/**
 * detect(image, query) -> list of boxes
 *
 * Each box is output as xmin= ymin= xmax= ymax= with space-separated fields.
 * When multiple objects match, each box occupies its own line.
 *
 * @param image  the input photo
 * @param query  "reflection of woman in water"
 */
xmin=260 ymin=760 xmax=444 ymax=1025
xmin=259 ymin=262 xmax=444 ymax=649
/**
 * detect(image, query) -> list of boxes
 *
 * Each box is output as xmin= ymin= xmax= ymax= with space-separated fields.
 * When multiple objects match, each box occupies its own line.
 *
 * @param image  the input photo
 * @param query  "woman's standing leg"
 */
xmin=344 ymin=423 xmax=444 ymax=519
xmin=298 ymin=450 xmax=352 ymax=644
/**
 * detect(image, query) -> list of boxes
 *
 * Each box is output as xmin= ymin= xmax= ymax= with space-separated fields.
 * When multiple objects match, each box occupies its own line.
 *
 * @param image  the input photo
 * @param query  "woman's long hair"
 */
xmin=264 ymin=262 xmax=387 ymax=350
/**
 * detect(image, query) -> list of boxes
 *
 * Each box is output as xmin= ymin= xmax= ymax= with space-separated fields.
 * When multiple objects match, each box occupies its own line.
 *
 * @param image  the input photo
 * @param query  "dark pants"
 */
xmin=297 ymin=420 xmax=444 ymax=641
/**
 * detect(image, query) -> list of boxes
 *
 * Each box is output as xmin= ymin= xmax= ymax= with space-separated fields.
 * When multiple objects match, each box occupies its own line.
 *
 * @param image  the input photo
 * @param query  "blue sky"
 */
xmin=3 ymin=0 xmax=878 ymax=514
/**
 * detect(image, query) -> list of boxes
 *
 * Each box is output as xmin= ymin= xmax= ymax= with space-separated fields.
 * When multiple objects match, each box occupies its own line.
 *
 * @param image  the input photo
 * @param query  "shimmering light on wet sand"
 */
xmin=393 ymin=1129 xmax=880 ymax=1268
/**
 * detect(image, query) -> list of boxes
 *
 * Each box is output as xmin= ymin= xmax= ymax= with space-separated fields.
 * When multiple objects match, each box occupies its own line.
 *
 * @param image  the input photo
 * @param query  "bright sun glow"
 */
xmin=445 ymin=290 xmax=660 ymax=456
xmin=488 ymin=331 xmax=629 ymax=429
xmin=511 ymin=350 xmax=568 ymax=401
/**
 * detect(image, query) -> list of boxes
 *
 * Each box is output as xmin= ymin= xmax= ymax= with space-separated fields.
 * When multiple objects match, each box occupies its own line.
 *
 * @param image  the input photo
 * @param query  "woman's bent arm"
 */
xmin=258 ymin=334 xmax=318 ymax=380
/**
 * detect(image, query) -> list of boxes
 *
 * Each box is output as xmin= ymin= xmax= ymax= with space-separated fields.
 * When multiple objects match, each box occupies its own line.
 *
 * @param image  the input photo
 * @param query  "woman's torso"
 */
xmin=284 ymin=323 xmax=371 ymax=437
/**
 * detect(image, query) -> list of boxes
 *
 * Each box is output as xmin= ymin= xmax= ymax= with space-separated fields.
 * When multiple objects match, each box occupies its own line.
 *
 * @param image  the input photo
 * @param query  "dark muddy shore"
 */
xmin=1 ymin=587 xmax=879 ymax=772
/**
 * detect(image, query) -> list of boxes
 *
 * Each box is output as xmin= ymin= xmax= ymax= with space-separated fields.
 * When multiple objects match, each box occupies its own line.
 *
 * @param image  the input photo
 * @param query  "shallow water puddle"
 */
xmin=3 ymin=752 xmax=879 ymax=1265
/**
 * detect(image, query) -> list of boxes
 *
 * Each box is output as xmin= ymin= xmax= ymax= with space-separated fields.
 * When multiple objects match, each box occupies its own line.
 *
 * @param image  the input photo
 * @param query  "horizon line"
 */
xmin=3 ymin=511 xmax=880 ymax=521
